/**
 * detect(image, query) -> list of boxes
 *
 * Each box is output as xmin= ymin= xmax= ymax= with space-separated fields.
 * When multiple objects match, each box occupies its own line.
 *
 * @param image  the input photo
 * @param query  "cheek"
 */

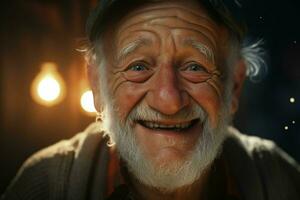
xmin=187 ymin=82 xmax=222 ymax=126
xmin=114 ymin=82 xmax=148 ymax=120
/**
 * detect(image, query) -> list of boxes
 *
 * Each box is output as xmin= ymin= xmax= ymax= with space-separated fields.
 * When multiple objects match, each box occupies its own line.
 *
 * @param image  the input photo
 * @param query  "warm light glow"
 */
xmin=31 ymin=62 xmax=66 ymax=106
xmin=37 ymin=76 xmax=61 ymax=101
xmin=81 ymin=90 xmax=96 ymax=113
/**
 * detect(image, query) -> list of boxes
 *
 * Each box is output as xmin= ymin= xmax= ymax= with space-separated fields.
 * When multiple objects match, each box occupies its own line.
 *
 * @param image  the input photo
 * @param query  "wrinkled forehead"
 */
xmin=120 ymin=3 xmax=217 ymax=36
xmin=117 ymin=1 xmax=223 ymax=35
xmin=117 ymin=1 xmax=217 ymax=29
xmin=105 ymin=1 xmax=229 ymax=62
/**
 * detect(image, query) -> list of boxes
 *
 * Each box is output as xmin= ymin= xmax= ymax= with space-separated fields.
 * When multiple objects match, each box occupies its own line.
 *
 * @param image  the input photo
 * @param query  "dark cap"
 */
xmin=86 ymin=0 xmax=247 ymax=43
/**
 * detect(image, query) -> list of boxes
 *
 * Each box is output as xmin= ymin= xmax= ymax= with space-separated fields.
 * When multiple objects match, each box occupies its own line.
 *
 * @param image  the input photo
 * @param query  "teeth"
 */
xmin=143 ymin=121 xmax=192 ymax=129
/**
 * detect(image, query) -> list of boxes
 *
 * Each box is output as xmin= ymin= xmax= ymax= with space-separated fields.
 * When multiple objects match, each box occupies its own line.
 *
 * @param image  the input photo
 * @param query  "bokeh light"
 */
xmin=80 ymin=90 xmax=96 ymax=114
xmin=289 ymin=97 xmax=295 ymax=103
xmin=37 ymin=76 xmax=60 ymax=101
xmin=31 ymin=62 xmax=66 ymax=106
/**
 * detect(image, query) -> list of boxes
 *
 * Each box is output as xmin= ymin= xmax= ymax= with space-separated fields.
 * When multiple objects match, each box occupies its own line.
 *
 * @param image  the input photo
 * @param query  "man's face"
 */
xmin=96 ymin=0 xmax=239 ymax=190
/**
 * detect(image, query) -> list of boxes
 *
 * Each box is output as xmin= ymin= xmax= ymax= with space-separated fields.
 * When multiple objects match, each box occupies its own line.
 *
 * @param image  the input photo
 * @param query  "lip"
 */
xmin=135 ymin=119 xmax=202 ymax=137
xmin=137 ymin=119 xmax=197 ymax=131
xmin=137 ymin=119 xmax=198 ymax=126
xmin=134 ymin=118 xmax=203 ymax=160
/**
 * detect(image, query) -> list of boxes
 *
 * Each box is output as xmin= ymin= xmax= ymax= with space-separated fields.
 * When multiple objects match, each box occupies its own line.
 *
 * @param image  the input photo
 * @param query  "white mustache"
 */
xmin=127 ymin=103 xmax=207 ymax=124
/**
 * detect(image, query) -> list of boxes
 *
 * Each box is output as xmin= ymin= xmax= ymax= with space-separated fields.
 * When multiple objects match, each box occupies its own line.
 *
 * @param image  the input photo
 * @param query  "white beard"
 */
xmin=101 ymin=99 xmax=230 ymax=192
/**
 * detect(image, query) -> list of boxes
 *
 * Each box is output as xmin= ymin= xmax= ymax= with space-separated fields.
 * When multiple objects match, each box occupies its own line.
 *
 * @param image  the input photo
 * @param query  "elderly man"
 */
xmin=2 ymin=0 xmax=300 ymax=199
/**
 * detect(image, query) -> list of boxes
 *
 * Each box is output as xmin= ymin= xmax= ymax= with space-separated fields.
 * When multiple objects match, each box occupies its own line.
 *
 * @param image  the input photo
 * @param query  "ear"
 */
xmin=87 ymin=64 xmax=103 ymax=113
xmin=230 ymin=59 xmax=246 ymax=114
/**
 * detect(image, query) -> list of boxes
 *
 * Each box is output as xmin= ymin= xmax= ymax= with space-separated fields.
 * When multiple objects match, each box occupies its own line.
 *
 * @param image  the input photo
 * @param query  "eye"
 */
xmin=127 ymin=62 xmax=149 ymax=71
xmin=123 ymin=61 xmax=153 ymax=83
xmin=183 ymin=63 xmax=207 ymax=72
xmin=180 ymin=62 xmax=211 ymax=83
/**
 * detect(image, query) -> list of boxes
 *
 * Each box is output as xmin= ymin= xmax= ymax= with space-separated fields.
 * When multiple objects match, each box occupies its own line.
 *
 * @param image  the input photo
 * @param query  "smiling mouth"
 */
xmin=137 ymin=119 xmax=199 ymax=132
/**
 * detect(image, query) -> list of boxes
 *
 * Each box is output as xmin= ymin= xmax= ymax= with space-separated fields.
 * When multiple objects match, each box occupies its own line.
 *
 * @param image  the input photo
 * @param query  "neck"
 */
xmin=125 ymin=168 xmax=211 ymax=200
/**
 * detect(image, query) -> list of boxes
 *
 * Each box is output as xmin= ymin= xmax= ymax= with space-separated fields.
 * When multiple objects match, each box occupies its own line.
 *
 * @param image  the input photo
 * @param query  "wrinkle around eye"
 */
xmin=178 ymin=59 xmax=217 ymax=82
xmin=121 ymin=67 xmax=154 ymax=83
xmin=180 ymin=70 xmax=212 ymax=83
xmin=205 ymin=77 xmax=222 ymax=98
xmin=179 ymin=65 xmax=221 ymax=83
xmin=111 ymin=74 xmax=128 ymax=95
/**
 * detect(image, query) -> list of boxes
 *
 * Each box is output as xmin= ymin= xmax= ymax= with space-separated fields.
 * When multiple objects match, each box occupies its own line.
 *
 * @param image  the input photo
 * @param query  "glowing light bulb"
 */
xmin=80 ymin=90 xmax=96 ymax=114
xmin=31 ymin=62 xmax=66 ymax=106
xmin=37 ymin=76 xmax=60 ymax=101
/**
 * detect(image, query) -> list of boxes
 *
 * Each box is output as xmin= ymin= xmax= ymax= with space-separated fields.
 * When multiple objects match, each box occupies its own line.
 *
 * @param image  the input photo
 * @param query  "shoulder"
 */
xmin=224 ymin=126 xmax=300 ymax=199
xmin=2 ymin=122 xmax=106 ymax=200
xmin=20 ymin=122 xmax=105 ymax=174
xmin=226 ymin=126 xmax=278 ymax=155
xmin=226 ymin=126 xmax=299 ymax=169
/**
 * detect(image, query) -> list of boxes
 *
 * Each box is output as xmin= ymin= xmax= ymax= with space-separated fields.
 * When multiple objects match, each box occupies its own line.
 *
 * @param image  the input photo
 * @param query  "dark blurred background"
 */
xmin=0 ymin=0 xmax=299 ymax=194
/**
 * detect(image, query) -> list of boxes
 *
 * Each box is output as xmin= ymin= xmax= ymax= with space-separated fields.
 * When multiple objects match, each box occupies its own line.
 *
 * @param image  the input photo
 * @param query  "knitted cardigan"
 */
xmin=2 ymin=123 xmax=300 ymax=200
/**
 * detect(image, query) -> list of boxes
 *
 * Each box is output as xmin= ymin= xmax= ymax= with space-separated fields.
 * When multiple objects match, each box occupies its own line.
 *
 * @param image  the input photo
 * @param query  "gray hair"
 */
xmin=241 ymin=39 xmax=267 ymax=78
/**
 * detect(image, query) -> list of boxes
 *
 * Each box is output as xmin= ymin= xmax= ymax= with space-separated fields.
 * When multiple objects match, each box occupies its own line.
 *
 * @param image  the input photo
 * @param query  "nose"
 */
xmin=145 ymin=64 xmax=189 ymax=115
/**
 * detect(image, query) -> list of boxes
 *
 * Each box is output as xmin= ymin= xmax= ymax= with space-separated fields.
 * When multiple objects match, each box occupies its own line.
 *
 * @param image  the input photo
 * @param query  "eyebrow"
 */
xmin=117 ymin=39 xmax=151 ymax=63
xmin=116 ymin=37 xmax=215 ymax=64
xmin=183 ymin=38 xmax=215 ymax=64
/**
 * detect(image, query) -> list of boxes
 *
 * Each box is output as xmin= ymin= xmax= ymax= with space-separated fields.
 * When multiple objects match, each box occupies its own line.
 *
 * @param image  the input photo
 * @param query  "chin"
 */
xmin=117 ymin=118 xmax=227 ymax=192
